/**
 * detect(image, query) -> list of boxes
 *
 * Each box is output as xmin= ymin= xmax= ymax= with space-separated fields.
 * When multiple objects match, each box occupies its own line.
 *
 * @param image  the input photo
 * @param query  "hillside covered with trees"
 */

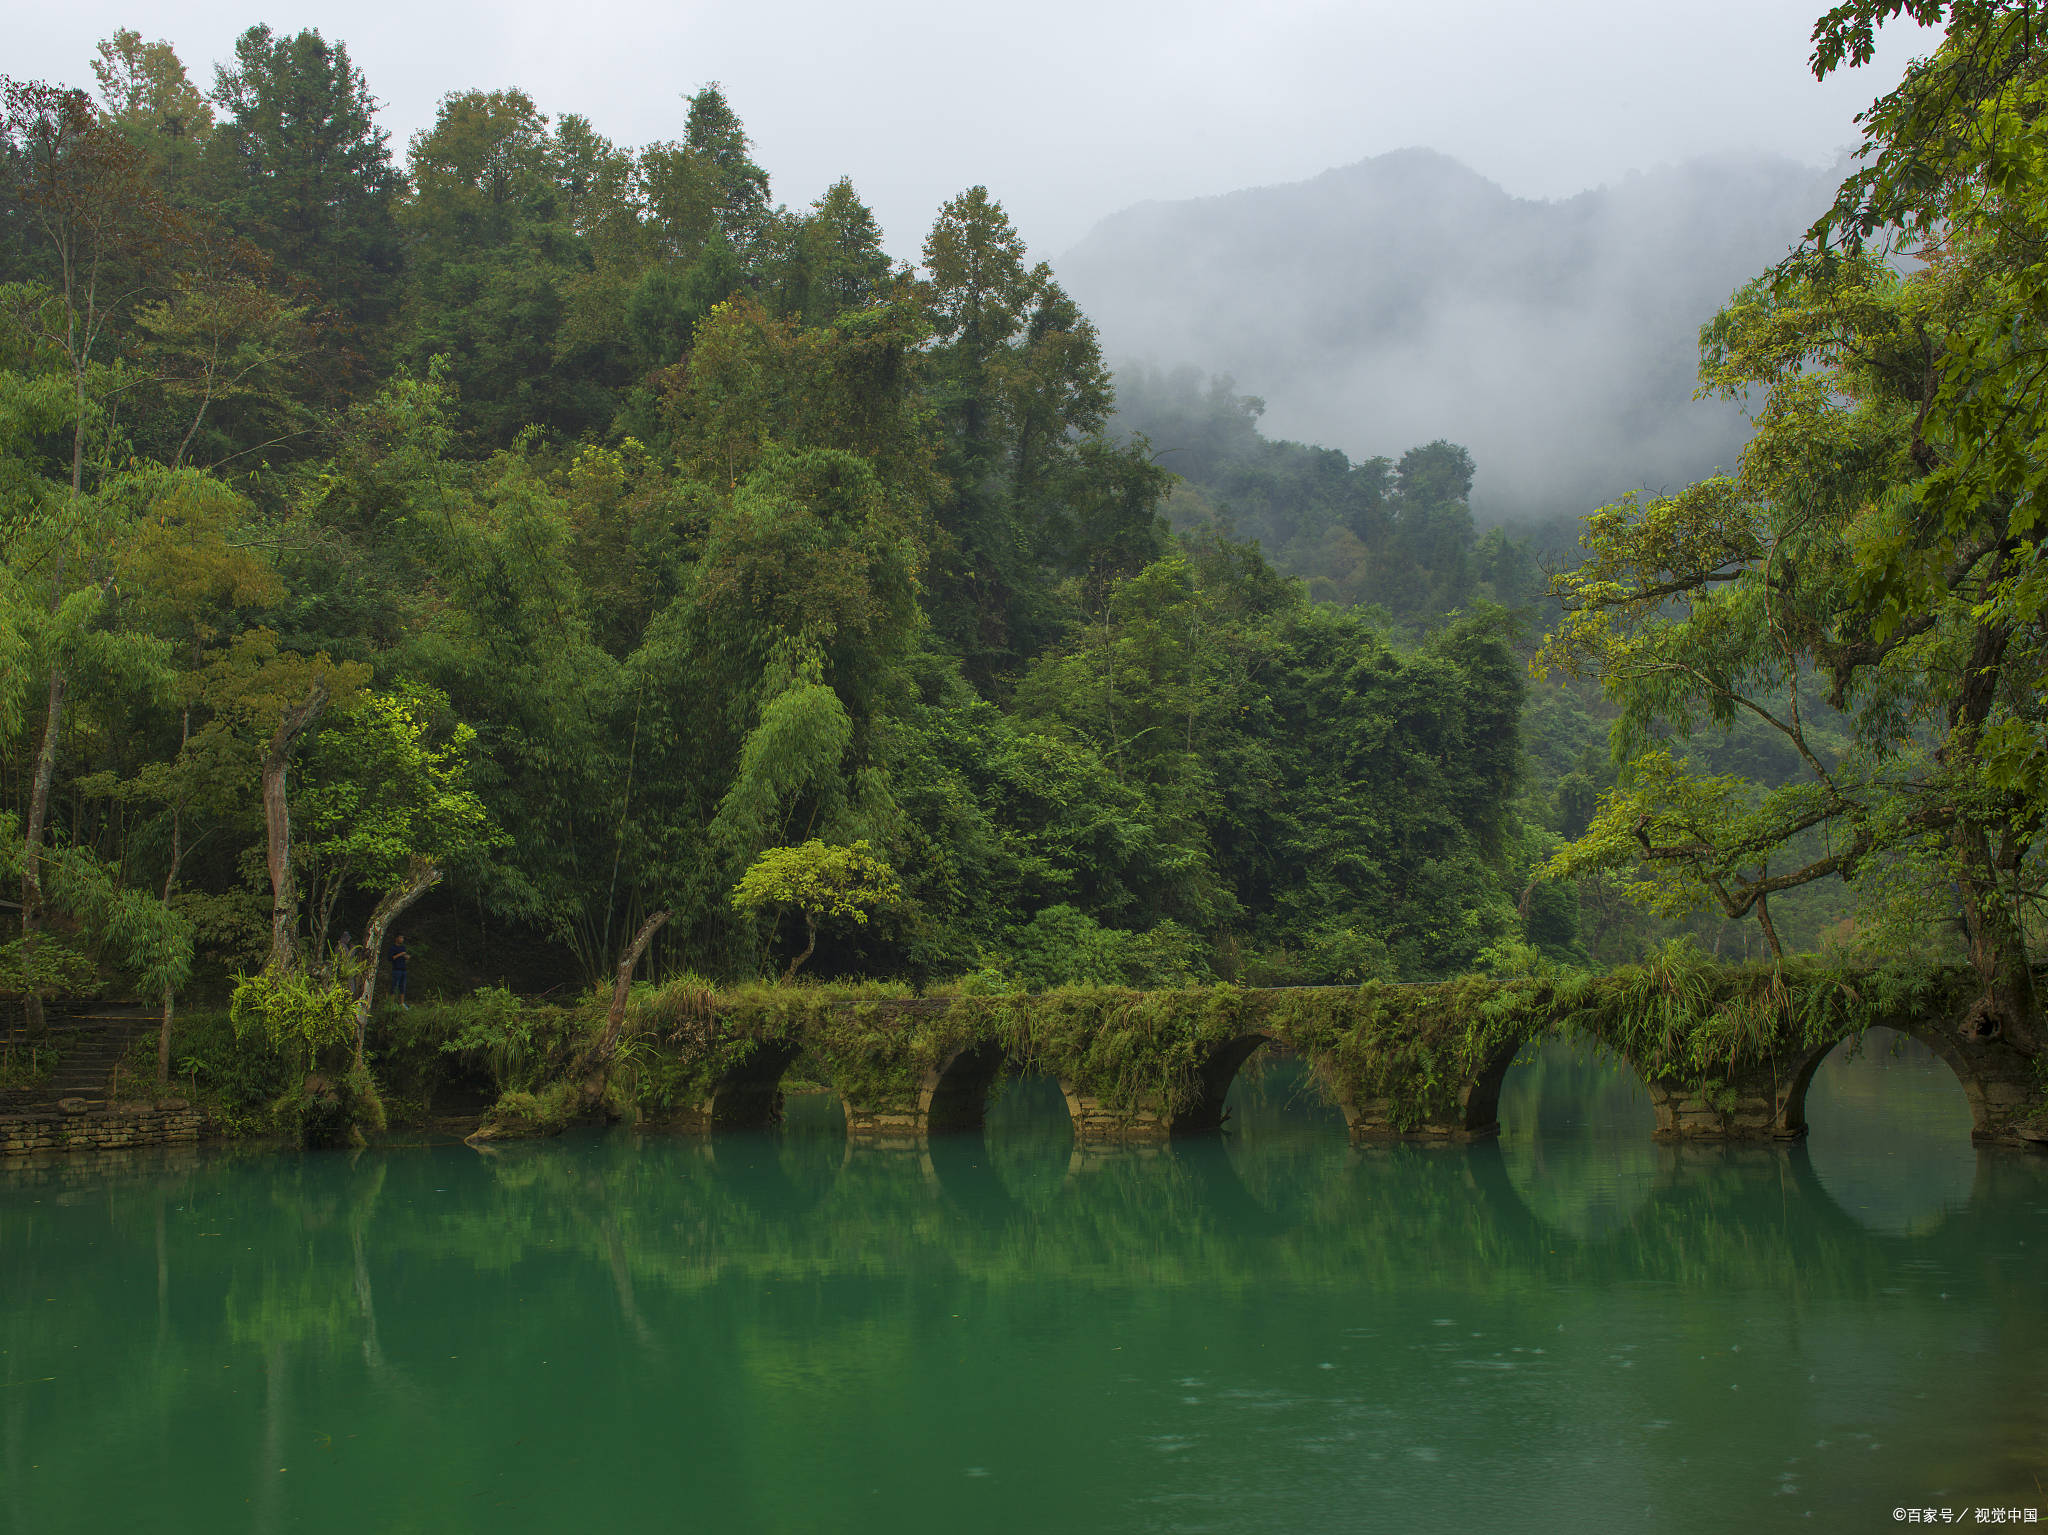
xmin=0 ymin=28 xmax=1570 ymax=1043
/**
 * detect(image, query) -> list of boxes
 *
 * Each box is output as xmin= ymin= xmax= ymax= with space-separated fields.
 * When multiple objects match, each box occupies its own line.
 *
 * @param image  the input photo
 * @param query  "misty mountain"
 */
xmin=1057 ymin=148 xmax=1840 ymax=521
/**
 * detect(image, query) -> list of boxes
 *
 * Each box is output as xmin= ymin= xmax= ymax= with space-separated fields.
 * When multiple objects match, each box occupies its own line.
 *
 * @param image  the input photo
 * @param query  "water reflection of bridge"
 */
xmin=8 ymin=1088 xmax=2039 ymax=1304
xmin=643 ymin=1044 xmax=2027 ymax=1267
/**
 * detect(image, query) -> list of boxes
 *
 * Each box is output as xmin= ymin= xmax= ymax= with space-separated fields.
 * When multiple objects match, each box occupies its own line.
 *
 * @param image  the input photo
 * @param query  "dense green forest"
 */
xmin=0 ymin=27 xmax=1585 ymax=1039
xmin=6 ymin=0 xmax=2048 ymax=1086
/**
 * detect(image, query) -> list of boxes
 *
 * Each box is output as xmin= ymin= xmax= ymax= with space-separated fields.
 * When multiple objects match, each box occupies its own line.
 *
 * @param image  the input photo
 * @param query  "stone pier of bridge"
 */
xmin=1641 ymin=1027 xmax=2043 ymax=1146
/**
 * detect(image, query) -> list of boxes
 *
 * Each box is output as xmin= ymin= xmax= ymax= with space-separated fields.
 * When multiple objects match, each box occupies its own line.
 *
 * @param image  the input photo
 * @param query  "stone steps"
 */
xmin=0 ymin=1008 xmax=153 ymax=1112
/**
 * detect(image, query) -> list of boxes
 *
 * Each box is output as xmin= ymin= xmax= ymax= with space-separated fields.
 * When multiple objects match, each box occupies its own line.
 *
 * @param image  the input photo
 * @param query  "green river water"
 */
xmin=2 ymin=1029 xmax=2043 ymax=1533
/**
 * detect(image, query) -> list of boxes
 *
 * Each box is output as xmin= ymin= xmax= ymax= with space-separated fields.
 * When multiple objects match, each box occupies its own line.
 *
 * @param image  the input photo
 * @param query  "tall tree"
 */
xmin=0 ymin=79 xmax=187 ymax=1027
xmin=921 ymin=188 xmax=1126 ymax=679
xmin=91 ymin=29 xmax=213 ymax=195
xmin=639 ymin=84 xmax=771 ymax=262
xmin=204 ymin=27 xmax=402 ymax=335
xmin=402 ymin=88 xmax=615 ymax=441
xmin=1540 ymin=237 xmax=2047 ymax=1036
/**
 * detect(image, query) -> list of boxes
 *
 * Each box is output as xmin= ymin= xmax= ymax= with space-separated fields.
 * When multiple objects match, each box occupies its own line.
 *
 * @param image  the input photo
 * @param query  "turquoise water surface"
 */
xmin=1 ymin=1029 xmax=2042 ymax=1533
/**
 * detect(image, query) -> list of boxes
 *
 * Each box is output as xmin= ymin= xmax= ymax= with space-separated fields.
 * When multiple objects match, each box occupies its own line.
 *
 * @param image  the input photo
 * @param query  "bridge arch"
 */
xmin=1459 ymin=1036 xmax=1543 ymax=1137
xmin=699 ymin=1038 xmax=804 ymax=1130
xmin=1791 ymin=1024 xmax=1980 ymax=1236
xmin=1494 ymin=1034 xmax=1657 ymax=1137
xmin=1780 ymin=1022 xmax=1988 ymax=1142
xmin=919 ymin=1040 xmax=1009 ymax=1134
xmin=840 ymin=1038 xmax=1012 ymax=1138
xmin=1495 ymin=1035 xmax=1659 ymax=1240
xmin=1221 ymin=1049 xmax=1349 ymax=1135
xmin=1178 ymin=1031 xmax=1274 ymax=1133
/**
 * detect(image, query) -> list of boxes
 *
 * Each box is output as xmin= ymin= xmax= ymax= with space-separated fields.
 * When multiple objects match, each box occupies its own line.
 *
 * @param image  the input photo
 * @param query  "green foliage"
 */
xmin=731 ymin=839 xmax=903 ymax=978
xmin=135 ymin=948 xmax=1994 ymax=1144
xmin=475 ymin=1079 xmax=589 ymax=1137
xmin=1532 ymin=49 xmax=2048 ymax=1005
xmin=295 ymin=683 xmax=497 ymax=958
xmin=993 ymin=984 xmax=1267 ymax=1116
xmin=43 ymin=842 xmax=194 ymax=997
xmin=266 ymin=1058 xmax=386 ymax=1148
xmin=203 ymin=25 xmax=402 ymax=327
xmin=228 ymin=972 xmax=355 ymax=1061
xmin=0 ymin=937 xmax=98 ymax=999
xmin=731 ymin=839 xmax=902 ymax=926
xmin=1004 ymin=907 xmax=1211 ymax=990
xmin=1111 ymin=369 xmax=1553 ymax=623
xmin=429 ymin=986 xmax=588 ymax=1095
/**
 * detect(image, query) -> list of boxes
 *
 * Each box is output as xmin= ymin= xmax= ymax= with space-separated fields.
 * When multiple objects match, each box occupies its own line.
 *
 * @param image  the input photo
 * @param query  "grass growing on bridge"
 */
xmin=128 ymin=942 xmax=1990 ymax=1138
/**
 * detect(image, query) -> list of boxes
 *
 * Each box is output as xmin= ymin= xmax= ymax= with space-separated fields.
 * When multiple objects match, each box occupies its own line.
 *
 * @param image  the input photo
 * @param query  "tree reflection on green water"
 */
xmin=1499 ymin=1038 xmax=1659 ymax=1241
xmin=1804 ymin=1027 xmax=1978 ymax=1237
xmin=1 ymin=1052 xmax=2041 ymax=1533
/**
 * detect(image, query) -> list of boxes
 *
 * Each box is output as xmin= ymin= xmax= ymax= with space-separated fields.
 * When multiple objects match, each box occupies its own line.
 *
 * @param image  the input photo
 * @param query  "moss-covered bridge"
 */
xmin=596 ymin=957 xmax=2048 ymax=1150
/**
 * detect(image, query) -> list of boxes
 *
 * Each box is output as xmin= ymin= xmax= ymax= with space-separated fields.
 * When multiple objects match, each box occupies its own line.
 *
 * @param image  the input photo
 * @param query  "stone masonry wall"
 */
xmin=1 ymin=1105 xmax=204 ymax=1157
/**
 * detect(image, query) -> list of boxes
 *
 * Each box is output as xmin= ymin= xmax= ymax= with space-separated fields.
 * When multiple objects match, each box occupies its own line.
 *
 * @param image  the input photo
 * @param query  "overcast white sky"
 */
xmin=14 ymin=0 xmax=1927 ymax=259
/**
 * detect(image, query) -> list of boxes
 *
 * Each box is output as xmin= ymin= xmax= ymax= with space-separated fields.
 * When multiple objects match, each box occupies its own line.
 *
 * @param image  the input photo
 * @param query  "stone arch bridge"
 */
xmin=645 ymin=978 xmax=2047 ymax=1150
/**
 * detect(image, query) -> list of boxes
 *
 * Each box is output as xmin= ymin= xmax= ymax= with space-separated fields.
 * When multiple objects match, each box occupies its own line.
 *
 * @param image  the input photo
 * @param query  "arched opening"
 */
xmin=1170 ymin=1033 xmax=1274 ymax=1134
xmin=1222 ymin=1049 xmax=1348 ymax=1135
xmin=780 ymin=1083 xmax=846 ymax=1136
xmin=702 ymin=1039 xmax=803 ymax=1130
xmin=1497 ymin=1035 xmax=1658 ymax=1241
xmin=701 ymin=1040 xmax=838 ymax=1208
xmin=921 ymin=1041 xmax=1008 ymax=1134
xmin=1799 ymin=1026 xmax=1975 ymax=1236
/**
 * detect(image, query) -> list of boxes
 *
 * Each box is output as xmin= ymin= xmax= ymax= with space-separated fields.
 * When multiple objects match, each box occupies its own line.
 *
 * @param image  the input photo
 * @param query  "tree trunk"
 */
xmin=1955 ymin=820 xmax=2038 ymax=1046
xmin=1754 ymin=892 xmax=1784 ymax=967
xmin=468 ymin=909 xmax=671 ymax=1145
xmin=1941 ymin=603 xmax=2037 ymax=1048
xmin=783 ymin=911 xmax=817 ymax=983
xmin=156 ymin=795 xmax=186 ymax=1089
xmin=157 ymin=984 xmax=175 ymax=1089
xmin=592 ymin=910 xmax=671 ymax=1063
xmin=261 ymin=684 xmax=327 ymax=976
xmin=352 ymin=860 xmax=443 ymax=1066
xmin=18 ymin=666 xmax=69 ymax=1032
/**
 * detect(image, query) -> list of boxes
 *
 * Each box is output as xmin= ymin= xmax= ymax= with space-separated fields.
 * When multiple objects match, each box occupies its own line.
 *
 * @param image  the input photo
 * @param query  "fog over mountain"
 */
xmin=1057 ymin=148 xmax=1843 ymax=522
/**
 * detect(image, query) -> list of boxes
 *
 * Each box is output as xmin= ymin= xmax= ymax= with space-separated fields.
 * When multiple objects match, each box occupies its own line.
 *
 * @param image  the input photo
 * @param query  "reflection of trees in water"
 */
xmin=1804 ymin=1026 xmax=1976 ymax=1236
xmin=1220 ymin=1054 xmax=1353 ymax=1223
xmin=4 ymin=1115 xmax=2047 ymax=1524
xmin=1499 ymin=1038 xmax=1655 ymax=1139
xmin=1499 ymin=1039 xmax=1658 ymax=1241
xmin=981 ymin=1074 xmax=1073 ymax=1213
